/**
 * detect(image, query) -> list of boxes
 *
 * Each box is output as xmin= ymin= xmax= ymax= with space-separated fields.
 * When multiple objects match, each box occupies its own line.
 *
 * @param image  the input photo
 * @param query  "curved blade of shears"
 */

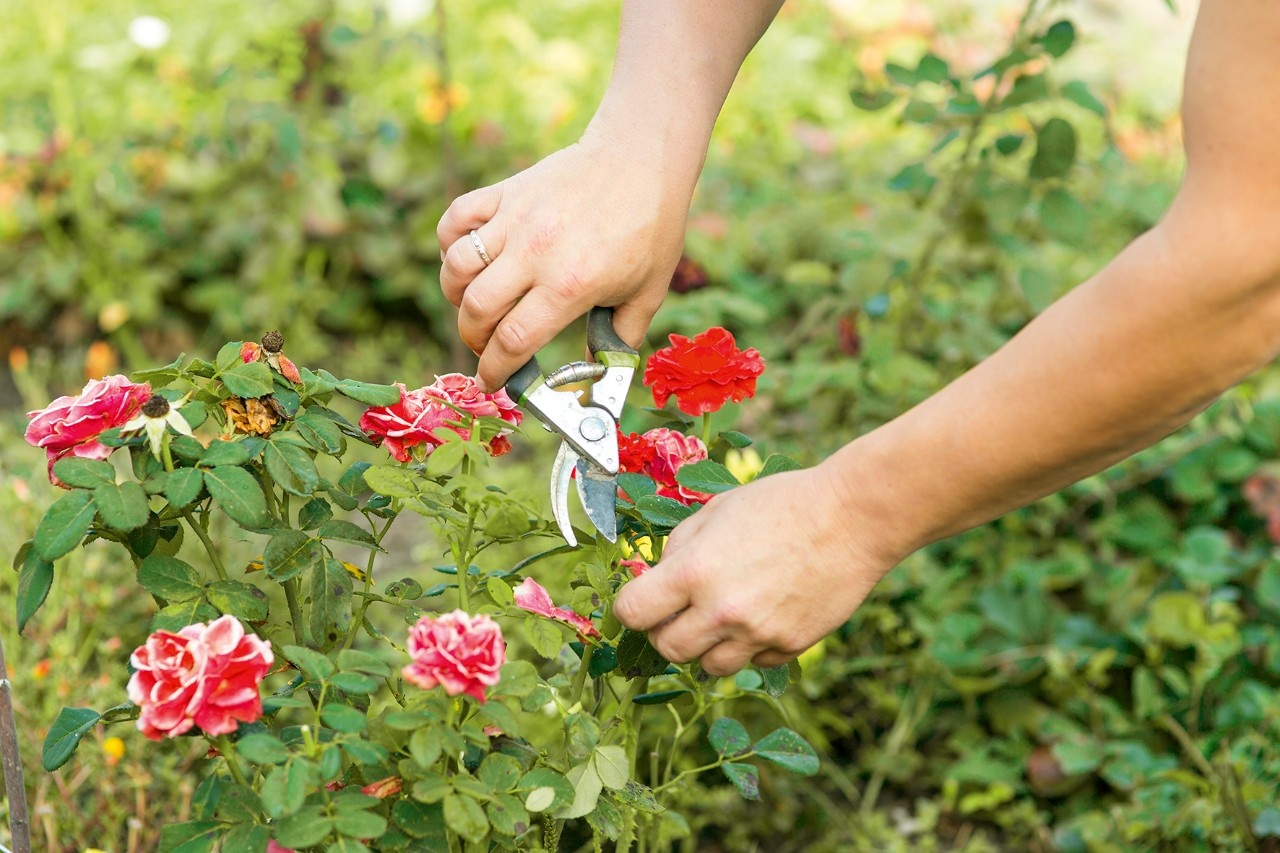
xmin=575 ymin=457 xmax=618 ymax=543
xmin=550 ymin=441 xmax=579 ymax=548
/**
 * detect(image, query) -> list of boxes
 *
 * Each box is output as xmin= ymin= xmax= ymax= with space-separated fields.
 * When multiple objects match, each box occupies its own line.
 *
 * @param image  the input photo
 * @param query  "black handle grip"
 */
xmin=586 ymin=307 xmax=638 ymax=359
xmin=504 ymin=357 xmax=543 ymax=403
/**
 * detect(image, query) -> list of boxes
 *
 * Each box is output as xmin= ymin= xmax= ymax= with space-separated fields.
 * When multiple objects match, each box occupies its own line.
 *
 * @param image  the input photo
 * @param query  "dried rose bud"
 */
xmin=261 ymin=330 xmax=285 ymax=353
xmin=141 ymin=394 xmax=171 ymax=418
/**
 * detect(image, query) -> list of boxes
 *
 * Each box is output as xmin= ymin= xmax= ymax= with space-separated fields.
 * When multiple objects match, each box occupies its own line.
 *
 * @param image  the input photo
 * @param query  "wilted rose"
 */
xmin=513 ymin=577 xmax=600 ymax=638
xmin=403 ymin=610 xmax=505 ymax=703
xmin=25 ymin=375 xmax=151 ymax=484
xmin=127 ymin=615 xmax=273 ymax=740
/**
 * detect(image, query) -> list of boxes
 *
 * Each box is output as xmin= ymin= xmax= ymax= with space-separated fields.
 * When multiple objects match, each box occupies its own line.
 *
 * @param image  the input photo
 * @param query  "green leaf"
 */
xmin=264 ymin=530 xmax=323 ymax=581
xmin=150 ymin=599 xmax=220 ymax=633
xmin=265 ymin=439 xmax=320 ymax=497
xmin=1063 ymin=80 xmax=1107 ymax=116
xmin=215 ymin=341 xmax=245 ymax=371
xmin=709 ymin=718 xmax=751 ymax=757
xmin=273 ymin=805 xmax=335 ymax=848
xmin=207 ymin=580 xmax=269 ymax=622
xmin=296 ymin=497 xmax=333 ymax=531
xmin=753 ymin=728 xmax=820 ymax=776
xmin=130 ymin=353 xmax=187 ymax=386
xmin=717 ymin=430 xmax=752 ymax=448
xmin=33 ymin=489 xmax=97 ymax=561
xmin=616 ymin=629 xmax=670 ymax=679
xmin=310 ymin=558 xmax=354 ymax=647
xmin=761 ymin=663 xmax=792 ymax=697
xmin=633 ymin=689 xmax=688 ymax=705
xmin=519 ymin=768 xmax=575 ymax=813
xmin=330 ymin=672 xmax=379 ymax=694
xmin=593 ymin=745 xmax=629 ymax=790
xmin=556 ymin=763 xmax=603 ymax=820
xmin=1053 ymin=740 xmax=1104 ymax=775
xmin=613 ymin=780 xmax=664 ymax=814
xmin=93 ymin=481 xmax=150 ymax=531
xmin=616 ymin=472 xmax=656 ymax=501
xmin=334 ymin=807 xmax=387 ymax=839
xmin=994 ymin=133 xmax=1025 ymax=155
xmin=262 ymin=760 xmax=314 ymax=819
xmin=721 ymin=762 xmax=760 ymax=800
xmin=319 ymin=371 xmax=403 ymax=406
xmin=199 ymin=440 xmax=255 ymax=468
xmin=203 ymin=466 xmax=271 ymax=529
xmin=360 ymin=465 xmax=417 ymax=499
xmin=916 ymin=52 xmax=950 ymax=83
xmin=137 ymin=556 xmax=205 ymax=602
xmin=586 ymin=796 xmax=624 ymax=840
xmin=486 ymin=576 xmax=515 ymax=607
xmin=758 ymin=454 xmax=802 ymax=478
xmin=674 ymin=460 xmax=740 ymax=495
xmin=164 ymin=467 xmax=205 ymax=508
xmin=1037 ymin=19 xmax=1076 ymax=57
xmin=487 ymin=793 xmax=531 ymax=837
xmin=393 ymin=799 xmax=447 ymax=840
xmin=1001 ymin=73 xmax=1048 ymax=109
xmin=237 ymin=733 xmax=290 ymax=766
xmin=296 ymin=410 xmax=346 ymax=455
xmin=479 ymin=752 xmax=524 ymax=792
xmin=850 ymin=88 xmax=895 ymax=111
xmin=220 ymin=361 xmax=274 ymax=397
xmin=158 ymin=821 xmax=221 ymax=853
xmin=42 ymin=707 xmax=102 ymax=771
xmin=316 ymin=519 xmax=381 ymax=550
xmin=1029 ymin=117 xmax=1077 ymax=180
xmin=221 ymin=824 xmax=270 ymax=853
xmin=283 ymin=644 xmax=336 ymax=681
xmin=887 ymin=162 xmax=935 ymax=195
xmin=17 ymin=550 xmax=54 ymax=633
xmin=321 ymin=704 xmax=366 ymax=734
xmin=443 ymin=792 xmax=489 ymax=844
xmin=1040 ymin=188 xmax=1088 ymax=244
xmin=336 ymin=648 xmax=392 ymax=676
xmin=634 ymin=495 xmax=694 ymax=529
xmin=526 ymin=616 xmax=564 ymax=658
xmin=50 ymin=457 xmax=115 ymax=489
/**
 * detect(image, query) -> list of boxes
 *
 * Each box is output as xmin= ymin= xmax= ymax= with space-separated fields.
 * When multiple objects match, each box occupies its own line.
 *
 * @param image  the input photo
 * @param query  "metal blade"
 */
xmin=575 ymin=457 xmax=618 ymax=543
xmin=550 ymin=442 xmax=578 ymax=548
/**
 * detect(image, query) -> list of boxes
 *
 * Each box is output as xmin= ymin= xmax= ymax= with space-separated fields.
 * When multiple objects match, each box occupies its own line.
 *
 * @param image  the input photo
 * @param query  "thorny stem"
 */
xmin=571 ymin=646 xmax=595 ymax=708
xmin=213 ymin=735 xmax=250 ymax=789
xmin=0 ymin=633 xmax=32 ymax=853
xmin=342 ymin=516 xmax=394 ymax=652
xmin=163 ymin=433 xmax=229 ymax=582
xmin=284 ymin=579 xmax=307 ymax=647
xmin=455 ymin=457 xmax=479 ymax=612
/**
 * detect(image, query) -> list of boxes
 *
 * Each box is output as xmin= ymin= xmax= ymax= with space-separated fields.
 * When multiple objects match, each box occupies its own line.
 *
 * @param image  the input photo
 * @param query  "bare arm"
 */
xmin=437 ymin=1 xmax=784 ymax=390
xmin=615 ymin=0 xmax=1280 ymax=676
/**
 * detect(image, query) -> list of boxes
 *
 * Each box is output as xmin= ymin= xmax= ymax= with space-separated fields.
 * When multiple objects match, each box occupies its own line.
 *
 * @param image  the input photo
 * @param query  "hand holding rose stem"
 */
xmin=437 ymin=1 xmax=1280 ymax=675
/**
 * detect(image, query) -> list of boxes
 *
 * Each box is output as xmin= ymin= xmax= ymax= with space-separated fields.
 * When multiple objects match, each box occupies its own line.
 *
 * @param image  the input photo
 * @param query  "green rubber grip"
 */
xmin=505 ymin=358 xmax=543 ymax=404
xmin=586 ymin=307 xmax=638 ymax=360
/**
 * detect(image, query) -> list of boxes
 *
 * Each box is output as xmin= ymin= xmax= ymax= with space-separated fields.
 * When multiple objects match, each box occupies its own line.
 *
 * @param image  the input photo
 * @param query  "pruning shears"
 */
xmin=504 ymin=307 xmax=639 ymax=547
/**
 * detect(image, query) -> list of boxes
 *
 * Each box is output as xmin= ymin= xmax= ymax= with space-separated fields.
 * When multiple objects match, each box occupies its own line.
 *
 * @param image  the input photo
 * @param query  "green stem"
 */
xmin=284 ymin=578 xmax=307 ymax=646
xmin=182 ymin=509 xmax=229 ymax=582
xmin=342 ymin=516 xmax=394 ymax=651
xmin=654 ymin=755 xmax=736 ymax=794
xmin=700 ymin=413 xmax=712 ymax=447
xmin=213 ymin=735 xmax=250 ymax=788
xmin=571 ymin=646 xmax=595 ymax=708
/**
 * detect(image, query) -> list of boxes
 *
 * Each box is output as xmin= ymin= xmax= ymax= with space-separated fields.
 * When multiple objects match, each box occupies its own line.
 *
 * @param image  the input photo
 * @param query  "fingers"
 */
xmin=613 ymin=560 xmax=692 ymax=633
xmin=475 ymin=287 xmax=585 ymax=392
xmin=751 ymin=649 xmax=794 ymax=669
xmin=441 ymin=222 xmax=509 ymax=308
xmin=702 ymin=641 xmax=760 ymax=677
xmin=609 ymin=286 xmax=665 ymax=350
xmin=456 ymin=256 xmax=533 ymax=357
xmin=646 ymin=609 xmax=722 ymax=664
xmin=437 ymin=184 xmax=503 ymax=257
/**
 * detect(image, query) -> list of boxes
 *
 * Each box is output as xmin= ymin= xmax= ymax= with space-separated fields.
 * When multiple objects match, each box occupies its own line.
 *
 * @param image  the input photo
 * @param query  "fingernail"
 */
xmin=439 ymin=249 xmax=446 ymax=263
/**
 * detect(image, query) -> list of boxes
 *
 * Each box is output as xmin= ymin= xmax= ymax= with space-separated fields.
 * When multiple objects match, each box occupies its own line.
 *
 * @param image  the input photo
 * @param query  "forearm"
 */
xmin=585 ymin=0 xmax=784 ymax=192
xmin=831 ymin=203 xmax=1280 ymax=559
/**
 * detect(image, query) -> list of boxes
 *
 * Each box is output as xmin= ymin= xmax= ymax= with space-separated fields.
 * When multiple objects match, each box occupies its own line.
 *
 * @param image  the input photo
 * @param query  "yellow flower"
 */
xmin=102 ymin=737 xmax=125 ymax=766
xmin=725 ymin=448 xmax=764 ymax=483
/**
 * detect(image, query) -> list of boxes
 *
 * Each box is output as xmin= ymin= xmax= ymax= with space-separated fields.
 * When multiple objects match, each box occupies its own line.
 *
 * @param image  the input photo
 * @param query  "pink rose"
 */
xmin=643 ymin=428 xmax=714 ymax=505
xmin=513 ymin=577 xmax=600 ymax=639
xmin=619 ymin=557 xmax=651 ymax=578
xmin=358 ymin=383 xmax=456 ymax=462
xmin=424 ymin=373 xmax=523 ymax=457
xmin=25 ymin=375 xmax=151 ymax=484
xmin=267 ymin=842 xmax=296 ymax=853
xmin=403 ymin=610 xmax=505 ymax=703
xmin=127 ymin=615 xmax=274 ymax=740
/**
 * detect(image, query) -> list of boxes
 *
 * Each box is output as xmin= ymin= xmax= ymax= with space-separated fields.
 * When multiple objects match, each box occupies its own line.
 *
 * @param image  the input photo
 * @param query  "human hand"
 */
xmin=613 ymin=463 xmax=903 ymax=676
xmin=437 ymin=127 xmax=694 ymax=391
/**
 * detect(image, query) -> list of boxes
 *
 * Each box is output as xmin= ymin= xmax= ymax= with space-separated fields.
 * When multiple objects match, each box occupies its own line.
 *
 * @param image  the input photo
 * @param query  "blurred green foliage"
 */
xmin=8 ymin=0 xmax=1280 ymax=851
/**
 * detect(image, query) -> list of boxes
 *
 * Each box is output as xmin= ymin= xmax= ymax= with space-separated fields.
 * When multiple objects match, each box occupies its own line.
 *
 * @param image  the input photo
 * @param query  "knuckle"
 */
xmin=548 ymin=267 xmax=590 ymax=303
xmin=523 ymin=220 xmax=562 ymax=258
xmin=613 ymin=595 xmax=642 ymax=629
xmin=709 ymin=598 xmax=750 ymax=631
xmin=492 ymin=317 xmax=530 ymax=357
xmin=458 ymin=285 xmax=489 ymax=320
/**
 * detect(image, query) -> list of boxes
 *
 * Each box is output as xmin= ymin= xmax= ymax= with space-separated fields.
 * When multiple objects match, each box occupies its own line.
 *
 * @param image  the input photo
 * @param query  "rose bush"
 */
xmin=15 ymin=328 xmax=816 ymax=851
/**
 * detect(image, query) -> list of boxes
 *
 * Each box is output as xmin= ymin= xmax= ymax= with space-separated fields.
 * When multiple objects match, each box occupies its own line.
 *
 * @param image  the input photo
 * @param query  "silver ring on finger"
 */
xmin=468 ymin=230 xmax=493 ymax=267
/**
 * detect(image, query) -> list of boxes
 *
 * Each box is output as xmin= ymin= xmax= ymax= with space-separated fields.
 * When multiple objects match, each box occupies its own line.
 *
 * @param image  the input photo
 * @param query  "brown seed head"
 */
xmin=141 ymin=394 xmax=170 ymax=418
xmin=262 ymin=330 xmax=285 ymax=353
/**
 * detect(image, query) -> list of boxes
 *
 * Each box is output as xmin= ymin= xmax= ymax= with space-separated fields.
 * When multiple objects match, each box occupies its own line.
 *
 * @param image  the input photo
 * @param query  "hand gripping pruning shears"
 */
xmin=503 ymin=307 xmax=639 ymax=547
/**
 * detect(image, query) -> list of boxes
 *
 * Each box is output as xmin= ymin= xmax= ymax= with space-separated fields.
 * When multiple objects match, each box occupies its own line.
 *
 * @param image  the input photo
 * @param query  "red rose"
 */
xmin=126 ymin=615 xmax=273 ymax=740
xmin=643 ymin=327 xmax=764 ymax=416
xmin=361 ymin=776 xmax=404 ymax=799
xmin=618 ymin=431 xmax=658 ymax=474
xmin=513 ymin=577 xmax=600 ymax=639
xmin=424 ymin=373 xmax=522 ymax=456
xmin=403 ymin=610 xmax=505 ymax=704
xmin=645 ymin=428 xmax=714 ymax=505
xmin=25 ymin=375 xmax=152 ymax=484
xmin=361 ymin=376 xmax=522 ymax=462
xmin=619 ymin=557 xmax=651 ymax=578
xmin=359 ymin=383 xmax=456 ymax=462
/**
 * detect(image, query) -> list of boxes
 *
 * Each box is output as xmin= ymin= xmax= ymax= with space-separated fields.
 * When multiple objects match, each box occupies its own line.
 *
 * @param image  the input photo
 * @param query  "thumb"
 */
xmin=613 ymin=558 xmax=692 ymax=631
xmin=609 ymin=286 xmax=666 ymax=351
